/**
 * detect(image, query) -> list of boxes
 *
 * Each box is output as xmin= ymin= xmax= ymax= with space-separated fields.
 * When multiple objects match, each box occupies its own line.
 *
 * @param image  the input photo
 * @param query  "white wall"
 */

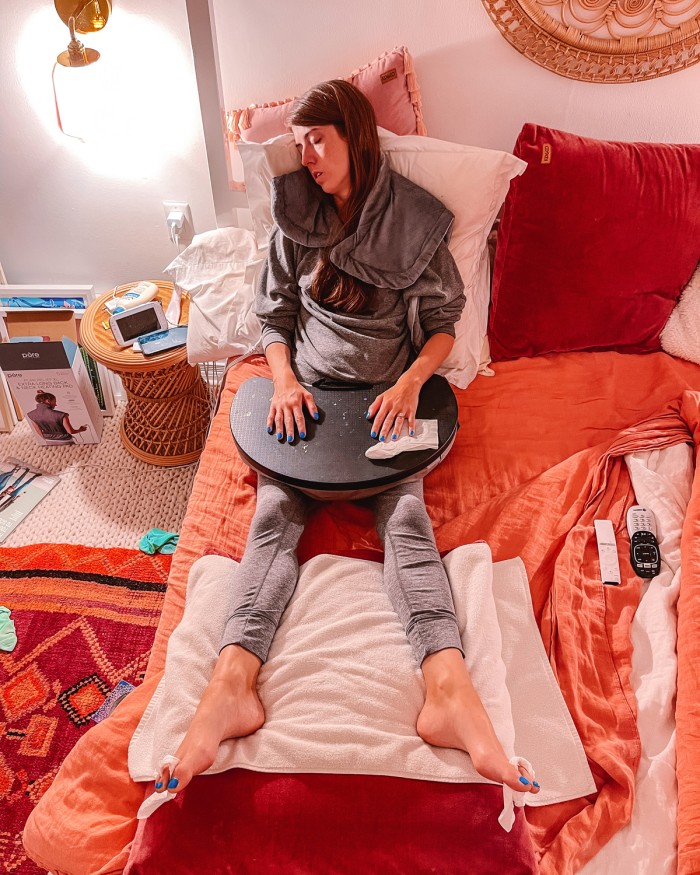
xmin=2 ymin=0 xmax=699 ymax=294
xmin=0 ymin=0 xmax=216 ymax=294
xmin=213 ymin=0 xmax=700 ymax=150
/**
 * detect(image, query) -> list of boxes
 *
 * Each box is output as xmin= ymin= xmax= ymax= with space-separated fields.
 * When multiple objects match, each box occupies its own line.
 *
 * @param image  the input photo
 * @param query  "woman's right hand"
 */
xmin=267 ymin=376 xmax=318 ymax=442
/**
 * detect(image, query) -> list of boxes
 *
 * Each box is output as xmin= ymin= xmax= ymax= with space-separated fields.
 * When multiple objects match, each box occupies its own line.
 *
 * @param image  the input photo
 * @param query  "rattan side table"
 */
xmin=80 ymin=281 xmax=209 ymax=467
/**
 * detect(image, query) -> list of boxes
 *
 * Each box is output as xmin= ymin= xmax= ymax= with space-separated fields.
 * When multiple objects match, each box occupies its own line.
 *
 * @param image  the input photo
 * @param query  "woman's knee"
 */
xmin=252 ymin=480 xmax=308 ymax=535
xmin=375 ymin=496 xmax=435 ymax=552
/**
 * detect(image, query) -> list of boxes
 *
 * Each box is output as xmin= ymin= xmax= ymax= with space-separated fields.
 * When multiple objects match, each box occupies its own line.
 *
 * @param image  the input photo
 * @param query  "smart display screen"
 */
xmin=116 ymin=307 xmax=161 ymax=341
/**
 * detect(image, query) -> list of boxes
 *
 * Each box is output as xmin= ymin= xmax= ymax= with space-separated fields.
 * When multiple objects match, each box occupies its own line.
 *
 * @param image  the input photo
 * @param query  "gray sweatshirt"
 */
xmin=256 ymin=160 xmax=465 ymax=385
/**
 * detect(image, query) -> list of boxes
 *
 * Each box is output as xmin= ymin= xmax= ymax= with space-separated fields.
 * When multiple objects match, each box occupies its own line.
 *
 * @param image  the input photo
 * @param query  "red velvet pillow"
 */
xmin=124 ymin=770 xmax=537 ymax=875
xmin=488 ymin=124 xmax=700 ymax=361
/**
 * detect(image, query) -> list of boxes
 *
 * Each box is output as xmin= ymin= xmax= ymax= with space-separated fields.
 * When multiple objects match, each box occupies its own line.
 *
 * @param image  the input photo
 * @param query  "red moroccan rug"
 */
xmin=0 ymin=543 xmax=170 ymax=875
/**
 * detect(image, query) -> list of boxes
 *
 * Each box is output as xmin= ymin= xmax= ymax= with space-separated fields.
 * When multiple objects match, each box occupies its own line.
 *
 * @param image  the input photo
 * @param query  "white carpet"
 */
xmin=0 ymin=402 xmax=198 ymax=549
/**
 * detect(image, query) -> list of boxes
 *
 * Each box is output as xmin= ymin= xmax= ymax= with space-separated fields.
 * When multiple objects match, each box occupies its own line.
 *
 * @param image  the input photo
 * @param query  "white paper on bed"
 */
xmin=129 ymin=544 xmax=594 ymax=814
xmin=581 ymin=442 xmax=693 ymax=875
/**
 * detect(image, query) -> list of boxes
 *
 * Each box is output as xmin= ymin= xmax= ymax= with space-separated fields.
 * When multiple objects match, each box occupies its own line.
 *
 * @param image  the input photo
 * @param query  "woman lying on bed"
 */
xmin=155 ymin=79 xmax=540 ymax=800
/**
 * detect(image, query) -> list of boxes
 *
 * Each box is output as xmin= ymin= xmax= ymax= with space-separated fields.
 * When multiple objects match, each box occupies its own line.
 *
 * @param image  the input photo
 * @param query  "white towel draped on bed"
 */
xmin=129 ymin=542 xmax=594 ymax=818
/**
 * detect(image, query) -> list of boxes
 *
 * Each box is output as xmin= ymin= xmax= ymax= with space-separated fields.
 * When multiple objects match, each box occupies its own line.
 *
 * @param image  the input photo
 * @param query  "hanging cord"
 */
xmin=165 ymin=213 xmax=186 ymax=327
xmin=51 ymin=62 xmax=85 ymax=143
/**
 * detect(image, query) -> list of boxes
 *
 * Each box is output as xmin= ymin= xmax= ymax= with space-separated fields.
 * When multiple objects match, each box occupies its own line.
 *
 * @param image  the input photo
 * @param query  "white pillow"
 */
xmin=660 ymin=261 xmax=700 ymax=364
xmin=163 ymin=227 xmax=265 ymax=365
xmin=239 ymin=130 xmax=526 ymax=389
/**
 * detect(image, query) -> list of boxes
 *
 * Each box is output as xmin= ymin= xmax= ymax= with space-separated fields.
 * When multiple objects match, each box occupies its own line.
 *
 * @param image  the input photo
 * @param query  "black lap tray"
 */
xmin=229 ymin=374 xmax=459 ymax=492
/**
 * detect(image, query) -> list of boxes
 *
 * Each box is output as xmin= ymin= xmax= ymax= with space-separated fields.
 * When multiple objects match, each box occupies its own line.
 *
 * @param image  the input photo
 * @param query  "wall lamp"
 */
xmin=55 ymin=0 xmax=111 ymax=67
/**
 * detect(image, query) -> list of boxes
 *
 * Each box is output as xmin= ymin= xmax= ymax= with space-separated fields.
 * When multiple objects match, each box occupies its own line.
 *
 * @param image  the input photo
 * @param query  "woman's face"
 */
xmin=292 ymin=124 xmax=352 ymax=207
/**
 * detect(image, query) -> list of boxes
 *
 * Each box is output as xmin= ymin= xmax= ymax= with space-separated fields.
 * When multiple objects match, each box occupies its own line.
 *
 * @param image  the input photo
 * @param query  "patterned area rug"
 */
xmin=0 ymin=543 xmax=170 ymax=874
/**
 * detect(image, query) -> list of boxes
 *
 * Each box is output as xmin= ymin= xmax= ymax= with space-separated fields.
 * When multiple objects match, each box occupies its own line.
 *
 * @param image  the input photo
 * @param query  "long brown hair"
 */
xmin=289 ymin=80 xmax=381 ymax=314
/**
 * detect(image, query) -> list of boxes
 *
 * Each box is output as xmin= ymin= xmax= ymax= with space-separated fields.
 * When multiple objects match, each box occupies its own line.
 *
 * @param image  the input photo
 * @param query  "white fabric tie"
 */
xmin=136 ymin=754 xmax=180 ymax=820
xmin=499 ymin=756 xmax=536 ymax=832
xmin=365 ymin=419 xmax=438 ymax=459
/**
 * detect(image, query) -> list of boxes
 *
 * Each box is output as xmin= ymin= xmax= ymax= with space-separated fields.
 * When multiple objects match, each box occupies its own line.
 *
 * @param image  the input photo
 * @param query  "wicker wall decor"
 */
xmin=480 ymin=0 xmax=700 ymax=82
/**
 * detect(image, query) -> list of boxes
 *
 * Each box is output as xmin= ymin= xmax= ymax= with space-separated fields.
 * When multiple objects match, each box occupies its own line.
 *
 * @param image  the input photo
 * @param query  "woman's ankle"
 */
xmin=421 ymin=648 xmax=470 ymax=696
xmin=215 ymin=643 xmax=263 ymax=688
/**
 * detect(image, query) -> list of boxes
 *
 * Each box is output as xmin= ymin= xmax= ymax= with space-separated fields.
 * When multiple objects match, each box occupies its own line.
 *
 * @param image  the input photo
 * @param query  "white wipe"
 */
xmin=365 ymin=419 xmax=439 ymax=459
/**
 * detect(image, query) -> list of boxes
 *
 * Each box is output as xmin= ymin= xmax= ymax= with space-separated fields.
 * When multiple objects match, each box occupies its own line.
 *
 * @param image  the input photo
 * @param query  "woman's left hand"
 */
xmin=367 ymin=373 xmax=421 ymax=442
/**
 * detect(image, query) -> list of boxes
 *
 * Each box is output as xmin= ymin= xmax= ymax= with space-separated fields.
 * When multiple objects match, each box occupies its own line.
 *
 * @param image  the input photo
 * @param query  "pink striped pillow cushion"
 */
xmin=226 ymin=46 xmax=426 ymax=147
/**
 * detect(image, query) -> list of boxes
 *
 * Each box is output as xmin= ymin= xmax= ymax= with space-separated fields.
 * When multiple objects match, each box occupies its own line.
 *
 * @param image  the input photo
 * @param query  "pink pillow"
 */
xmin=226 ymin=46 xmax=426 ymax=146
xmin=488 ymin=124 xmax=700 ymax=361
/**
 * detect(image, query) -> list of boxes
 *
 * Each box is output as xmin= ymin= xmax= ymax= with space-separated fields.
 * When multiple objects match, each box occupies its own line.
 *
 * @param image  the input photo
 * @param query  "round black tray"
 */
xmin=229 ymin=374 xmax=459 ymax=492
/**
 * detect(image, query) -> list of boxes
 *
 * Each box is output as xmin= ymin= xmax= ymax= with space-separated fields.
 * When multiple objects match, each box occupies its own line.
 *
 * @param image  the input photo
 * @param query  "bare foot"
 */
xmin=155 ymin=645 xmax=264 ymax=795
xmin=417 ymin=650 xmax=540 ymax=795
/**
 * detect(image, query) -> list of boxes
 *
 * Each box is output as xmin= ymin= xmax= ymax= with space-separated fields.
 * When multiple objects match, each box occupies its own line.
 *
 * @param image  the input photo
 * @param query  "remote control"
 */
xmin=626 ymin=505 xmax=661 ymax=578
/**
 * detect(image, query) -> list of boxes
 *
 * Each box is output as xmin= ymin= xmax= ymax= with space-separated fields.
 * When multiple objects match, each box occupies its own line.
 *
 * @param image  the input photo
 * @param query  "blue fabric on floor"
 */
xmin=138 ymin=528 xmax=179 ymax=555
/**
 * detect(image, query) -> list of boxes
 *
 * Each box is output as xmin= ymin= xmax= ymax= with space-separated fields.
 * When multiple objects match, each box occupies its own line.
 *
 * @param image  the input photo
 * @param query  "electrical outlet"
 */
xmin=162 ymin=201 xmax=193 ymax=243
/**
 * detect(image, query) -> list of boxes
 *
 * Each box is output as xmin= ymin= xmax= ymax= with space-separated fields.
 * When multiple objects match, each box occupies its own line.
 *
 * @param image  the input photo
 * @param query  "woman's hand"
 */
xmin=267 ymin=376 xmax=318 ymax=442
xmin=366 ymin=334 xmax=456 ymax=443
xmin=367 ymin=373 xmax=421 ymax=442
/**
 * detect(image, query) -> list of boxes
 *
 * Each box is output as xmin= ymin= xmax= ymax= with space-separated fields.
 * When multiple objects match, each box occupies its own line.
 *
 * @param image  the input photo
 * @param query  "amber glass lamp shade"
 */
xmin=54 ymin=0 xmax=112 ymax=67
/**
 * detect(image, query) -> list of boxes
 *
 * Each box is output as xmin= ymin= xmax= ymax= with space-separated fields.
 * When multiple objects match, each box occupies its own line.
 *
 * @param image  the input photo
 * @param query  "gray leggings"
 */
xmin=220 ymin=474 xmax=463 ymax=666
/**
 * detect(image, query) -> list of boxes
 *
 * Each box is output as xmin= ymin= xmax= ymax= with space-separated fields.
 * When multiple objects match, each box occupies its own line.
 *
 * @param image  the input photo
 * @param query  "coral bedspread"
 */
xmin=23 ymin=350 xmax=700 ymax=875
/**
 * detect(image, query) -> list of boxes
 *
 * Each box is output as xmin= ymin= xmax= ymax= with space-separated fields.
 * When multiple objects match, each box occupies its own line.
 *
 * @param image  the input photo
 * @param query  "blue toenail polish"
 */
xmin=277 ymin=432 xmax=282 ymax=439
xmin=409 ymin=429 xmax=415 ymax=436
xmin=533 ymin=781 xmax=540 ymax=788
xmin=155 ymin=781 xmax=163 ymax=789
xmin=300 ymin=431 xmax=306 ymax=439
xmin=266 ymin=425 xmax=272 ymax=434
xmin=519 ymin=776 xmax=531 ymax=786
xmin=313 ymin=412 xmax=319 ymax=420
xmin=371 ymin=431 xmax=377 ymax=438
xmin=167 ymin=778 xmax=179 ymax=789
xmin=287 ymin=435 xmax=293 ymax=443
xmin=392 ymin=434 xmax=397 ymax=440
xmin=379 ymin=435 xmax=385 ymax=442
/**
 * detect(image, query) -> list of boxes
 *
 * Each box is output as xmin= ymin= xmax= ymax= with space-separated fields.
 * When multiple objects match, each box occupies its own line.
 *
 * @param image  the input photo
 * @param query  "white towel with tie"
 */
xmin=129 ymin=544 xmax=594 ymax=824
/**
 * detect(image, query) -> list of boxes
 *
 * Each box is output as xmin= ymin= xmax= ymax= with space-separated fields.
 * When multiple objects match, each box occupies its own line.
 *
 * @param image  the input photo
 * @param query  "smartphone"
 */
xmin=139 ymin=325 xmax=188 ymax=356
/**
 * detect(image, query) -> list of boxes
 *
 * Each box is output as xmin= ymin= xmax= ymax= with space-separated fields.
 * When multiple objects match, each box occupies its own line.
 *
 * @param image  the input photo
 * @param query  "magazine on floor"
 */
xmin=0 ymin=458 xmax=60 ymax=543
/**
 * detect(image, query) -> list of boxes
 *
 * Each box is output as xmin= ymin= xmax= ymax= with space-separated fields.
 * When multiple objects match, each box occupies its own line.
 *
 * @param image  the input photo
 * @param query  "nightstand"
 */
xmin=80 ymin=281 xmax=209 ymax=466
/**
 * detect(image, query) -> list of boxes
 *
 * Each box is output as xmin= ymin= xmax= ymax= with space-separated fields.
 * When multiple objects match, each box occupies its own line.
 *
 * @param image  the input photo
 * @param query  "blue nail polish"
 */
xmin=155 ymin=781 xmax=163 ymax=789
xmin=409 ymin=429 xmax=415 ymax=436
xmin=371 ymin=431 xmax=377 ymax=438
xmin=533 ymin=781 xmax=540 ymax=789
xmin=277 ymin=432 xmax=282 ymax=439
xmin=167 ymin=778 xmax=179 ymax=789
xmin=313 ymin=412 xmax=319 ymax=420
xmin=391 ymin=434 xmax=397 ymax=441
xmin=519 ymin=776 xmax=531 ymax=786
xmin=379 ymin=435 xmax=385 ymax=442
xmin=287 ymin=435 xmax=293 ymax=443
xmin=300 ymin=431 xmax=306 ymax=439
xmin=266 ymin=426 xmax=272 ymax=434
xmin=365 ymin=411 xmax=371 ymax=420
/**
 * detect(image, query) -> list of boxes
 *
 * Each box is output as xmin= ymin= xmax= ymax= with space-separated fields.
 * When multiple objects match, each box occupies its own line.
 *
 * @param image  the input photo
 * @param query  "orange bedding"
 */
xmin=23 ymin=350 xmax=700 ymax=875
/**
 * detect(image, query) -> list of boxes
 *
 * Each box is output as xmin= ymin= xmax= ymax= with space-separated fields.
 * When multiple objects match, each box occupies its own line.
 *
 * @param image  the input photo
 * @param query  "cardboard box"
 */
xmin=0 ymin=337 xmax=103 ymax=445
